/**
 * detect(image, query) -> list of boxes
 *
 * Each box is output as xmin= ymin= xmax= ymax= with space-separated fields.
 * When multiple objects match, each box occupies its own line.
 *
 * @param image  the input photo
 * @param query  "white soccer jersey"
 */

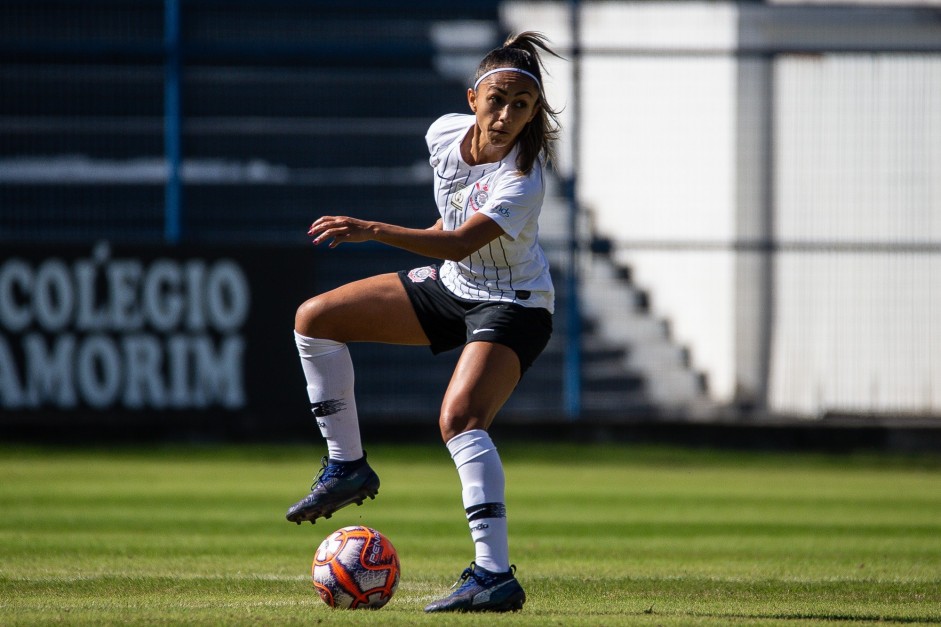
xmin=426 ymin=114 xmax=555 ymax=313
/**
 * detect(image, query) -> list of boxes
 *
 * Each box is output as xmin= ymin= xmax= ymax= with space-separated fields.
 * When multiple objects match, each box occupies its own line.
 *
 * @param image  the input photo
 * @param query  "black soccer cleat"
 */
xmin=285 ymin=455 xmax=380 ymax=525
xmin=423 ymin=562 xmax=526 ymax=613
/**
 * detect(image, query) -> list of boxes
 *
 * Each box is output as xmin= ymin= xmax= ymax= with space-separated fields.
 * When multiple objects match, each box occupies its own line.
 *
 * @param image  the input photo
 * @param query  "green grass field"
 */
xmin=1 ymin=442 xmax=939 ymax=625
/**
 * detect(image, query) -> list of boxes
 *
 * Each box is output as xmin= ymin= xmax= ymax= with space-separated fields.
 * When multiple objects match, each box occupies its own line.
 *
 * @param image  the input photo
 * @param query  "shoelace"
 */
xmin=450 ymin=562 xmax=517 ymax=589
xmin=450 ymin=565 xmax=477 ymax=590
xmin=309 ymin=456 xmax=344 ymax=491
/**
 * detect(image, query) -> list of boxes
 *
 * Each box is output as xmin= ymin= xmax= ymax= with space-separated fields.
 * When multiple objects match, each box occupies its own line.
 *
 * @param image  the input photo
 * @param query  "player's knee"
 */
xmin=295 ymin=296 xmax=332 ymax=337
xmin=438 ymin=407 xmax=484 ymax=443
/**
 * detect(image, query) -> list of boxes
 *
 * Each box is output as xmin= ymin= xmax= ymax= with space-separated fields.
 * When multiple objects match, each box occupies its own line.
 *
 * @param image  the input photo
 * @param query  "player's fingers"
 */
xmin=321 ymin=229 xmax=350 ymax=248
xmin=312 ymin=229 xmax=333 ymax=245
xmin=308 ymin=216 xmax=340 ymax=235
xmin=313 ymin=225 xmax=349 ymax=246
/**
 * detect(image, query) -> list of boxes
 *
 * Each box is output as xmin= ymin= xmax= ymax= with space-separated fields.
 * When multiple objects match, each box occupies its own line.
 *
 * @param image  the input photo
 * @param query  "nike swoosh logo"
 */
xmin=472 ymin=328 xmax=495 ymax=334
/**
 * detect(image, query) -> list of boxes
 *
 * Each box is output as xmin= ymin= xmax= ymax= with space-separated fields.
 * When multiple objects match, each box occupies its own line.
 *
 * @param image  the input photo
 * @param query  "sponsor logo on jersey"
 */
xmin=450 ymin=184 xmax=467 ymax=210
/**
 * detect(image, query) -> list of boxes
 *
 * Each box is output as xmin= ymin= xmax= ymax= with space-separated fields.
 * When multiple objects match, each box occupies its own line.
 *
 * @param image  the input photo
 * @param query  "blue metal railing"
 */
xmin=563 ymin=0 xmax=582 ymax=419
xmin=163 ymin=0 xmax=182 ymax=244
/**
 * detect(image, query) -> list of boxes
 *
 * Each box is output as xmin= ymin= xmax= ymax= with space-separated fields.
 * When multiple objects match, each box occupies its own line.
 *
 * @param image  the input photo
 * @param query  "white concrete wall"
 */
xmin=502 ymin=1 xmax=941 ymax=417
xmin=502 ymin=2 xmax=740 ymax=402
xmin=770 ymin=55 xmax=941 ymax=415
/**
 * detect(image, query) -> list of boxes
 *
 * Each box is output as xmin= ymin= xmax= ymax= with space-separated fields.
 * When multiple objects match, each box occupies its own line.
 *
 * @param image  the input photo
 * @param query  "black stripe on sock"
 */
xmin=310 ymin=399 xmax=346 ymax=417
xmin=465 ymin=502 xmax=506 ymax=521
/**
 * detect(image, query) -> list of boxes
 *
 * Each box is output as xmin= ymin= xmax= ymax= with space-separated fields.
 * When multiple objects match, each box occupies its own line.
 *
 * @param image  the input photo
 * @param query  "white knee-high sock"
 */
xmin=446 ymin=429 xmax=509 ymax=573
xmin=294 ymin=331 xmax=363 ymax=462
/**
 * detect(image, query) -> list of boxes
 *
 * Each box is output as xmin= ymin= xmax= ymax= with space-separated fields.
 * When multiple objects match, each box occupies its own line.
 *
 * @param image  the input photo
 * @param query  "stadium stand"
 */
xmin=0 ymin=0 xmax=711 ymax=427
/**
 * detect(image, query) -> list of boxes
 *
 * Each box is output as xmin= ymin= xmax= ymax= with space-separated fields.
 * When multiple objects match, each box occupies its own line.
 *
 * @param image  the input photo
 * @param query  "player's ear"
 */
xmin=467 ymin=88 xmax=477 ymax=113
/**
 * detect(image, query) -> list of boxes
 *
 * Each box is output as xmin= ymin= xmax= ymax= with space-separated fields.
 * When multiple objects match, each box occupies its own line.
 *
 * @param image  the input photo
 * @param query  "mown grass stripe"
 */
xmin=1 ymin=443 xmax=938 ymax=626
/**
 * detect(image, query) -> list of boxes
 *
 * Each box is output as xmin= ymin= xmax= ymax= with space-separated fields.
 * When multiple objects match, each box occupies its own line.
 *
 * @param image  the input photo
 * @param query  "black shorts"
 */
xmin=397 ymin=265 xmax=552 ymax=374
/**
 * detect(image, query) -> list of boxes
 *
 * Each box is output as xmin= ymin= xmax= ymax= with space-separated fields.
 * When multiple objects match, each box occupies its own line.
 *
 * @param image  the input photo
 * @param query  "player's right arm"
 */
xmin=307 ymin=213 xmax=502 ymax=261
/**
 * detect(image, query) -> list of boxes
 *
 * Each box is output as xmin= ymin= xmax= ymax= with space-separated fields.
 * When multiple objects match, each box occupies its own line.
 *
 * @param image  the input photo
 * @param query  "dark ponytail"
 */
xmin=474 ymin=31 xmax=563 ymax=175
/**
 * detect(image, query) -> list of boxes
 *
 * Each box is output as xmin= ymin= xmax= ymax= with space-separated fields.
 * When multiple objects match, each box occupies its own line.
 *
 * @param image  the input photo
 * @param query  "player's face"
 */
xmin=468 ymin=72 xmax=540 ymax=152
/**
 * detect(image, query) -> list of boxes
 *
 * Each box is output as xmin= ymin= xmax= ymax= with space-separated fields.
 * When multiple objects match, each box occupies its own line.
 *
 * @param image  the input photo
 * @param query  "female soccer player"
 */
xmin=286 ymin=32 xmax=562 ymax=613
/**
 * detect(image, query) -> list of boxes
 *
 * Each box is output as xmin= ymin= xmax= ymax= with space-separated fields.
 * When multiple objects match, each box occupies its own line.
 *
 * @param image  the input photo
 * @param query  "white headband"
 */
xmin=473 ymin=67 xmax=541 ymax=92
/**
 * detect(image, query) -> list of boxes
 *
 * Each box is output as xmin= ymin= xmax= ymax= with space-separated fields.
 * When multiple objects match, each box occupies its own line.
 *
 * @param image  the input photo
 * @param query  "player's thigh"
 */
xmin=295 ymin=272 xmax=429 ymax=344
xmin=439 ymin=341 xmax=521 ymax=441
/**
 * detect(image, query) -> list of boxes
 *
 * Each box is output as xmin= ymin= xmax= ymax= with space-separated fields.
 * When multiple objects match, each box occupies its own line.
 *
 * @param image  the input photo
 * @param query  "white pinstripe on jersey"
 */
xmin=425 ymin=114 xmax=555 ymax=313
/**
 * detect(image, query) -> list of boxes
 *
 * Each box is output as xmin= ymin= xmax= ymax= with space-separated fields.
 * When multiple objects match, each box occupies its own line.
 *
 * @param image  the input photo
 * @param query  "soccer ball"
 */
xmin=311 ymin=525 xmax=400 ymax=609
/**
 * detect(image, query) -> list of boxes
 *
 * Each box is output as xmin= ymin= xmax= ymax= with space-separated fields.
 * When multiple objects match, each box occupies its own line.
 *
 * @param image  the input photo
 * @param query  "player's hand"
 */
xmin=308 ymin=216 xmax=374 ymax=248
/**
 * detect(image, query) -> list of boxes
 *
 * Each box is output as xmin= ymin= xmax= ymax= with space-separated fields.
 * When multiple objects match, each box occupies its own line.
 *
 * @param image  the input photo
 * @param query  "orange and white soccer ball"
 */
xmin=311 ymin=525 xmax=400 ymax=609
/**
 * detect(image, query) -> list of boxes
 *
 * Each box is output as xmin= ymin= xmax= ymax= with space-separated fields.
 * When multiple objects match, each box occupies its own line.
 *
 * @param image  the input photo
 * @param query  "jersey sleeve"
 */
xmin=479 ymin=167 xmax=545 ymax=241
xmin=426 ymin=114 xmax=471 ymax=168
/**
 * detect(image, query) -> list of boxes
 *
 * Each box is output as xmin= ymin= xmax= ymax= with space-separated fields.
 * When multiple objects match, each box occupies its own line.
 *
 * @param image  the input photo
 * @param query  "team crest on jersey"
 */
xmin=469 ymin=182 xmax=490 ymax=212
xmin=407 ymin=266 xmax=437 ymax=283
